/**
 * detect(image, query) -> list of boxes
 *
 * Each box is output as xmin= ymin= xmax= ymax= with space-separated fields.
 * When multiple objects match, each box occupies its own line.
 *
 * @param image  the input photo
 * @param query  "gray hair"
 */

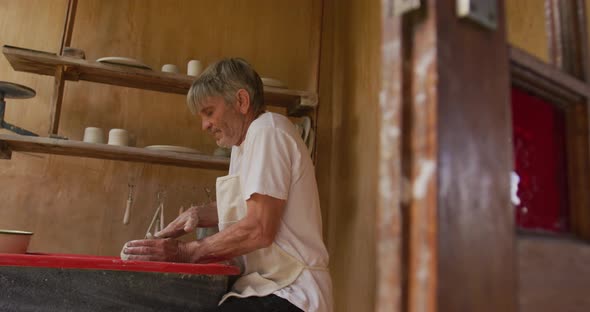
xmin=187 ymin=58 xmax=265 ymax=116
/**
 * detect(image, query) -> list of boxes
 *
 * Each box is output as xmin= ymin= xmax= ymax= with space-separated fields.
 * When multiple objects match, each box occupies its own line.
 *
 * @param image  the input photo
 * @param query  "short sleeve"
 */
xmin=239 ymin=127 xmax=298 ymax=201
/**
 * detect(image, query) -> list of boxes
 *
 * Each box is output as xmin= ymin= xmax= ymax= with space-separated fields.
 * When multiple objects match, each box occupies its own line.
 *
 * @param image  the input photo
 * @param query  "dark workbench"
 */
xmin=0 ymin=253 xmax=240 ymax=311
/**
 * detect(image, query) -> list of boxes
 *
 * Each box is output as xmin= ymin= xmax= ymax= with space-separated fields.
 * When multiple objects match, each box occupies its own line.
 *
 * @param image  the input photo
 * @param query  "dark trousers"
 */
xmin=213 ymin=294 xmax=303 ymax=312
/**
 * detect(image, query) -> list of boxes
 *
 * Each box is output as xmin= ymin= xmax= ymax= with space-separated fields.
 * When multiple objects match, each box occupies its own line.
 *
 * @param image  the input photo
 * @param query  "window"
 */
xmin=507 ymin=0 xmax=590 ymax=239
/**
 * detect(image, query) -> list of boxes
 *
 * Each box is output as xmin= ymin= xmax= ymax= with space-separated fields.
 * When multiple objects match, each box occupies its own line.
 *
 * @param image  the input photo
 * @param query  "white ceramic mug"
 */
xmin=161 ymin=64 xmax=180 ymax=73
xmin=108 ymin=129 xmax=129 ymax=146
xmin=83 ymin=127 xmax=105 ymax=144
xmin=187 ymin=60 xmax=202 ymax=76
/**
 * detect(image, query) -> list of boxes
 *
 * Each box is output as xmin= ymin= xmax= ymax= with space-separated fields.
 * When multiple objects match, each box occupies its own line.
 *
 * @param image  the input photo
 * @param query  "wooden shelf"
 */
xmin=0 ymin=134 xmax=229 ymax=170
xmin=3 ymin=45 xmax=318 ymax=116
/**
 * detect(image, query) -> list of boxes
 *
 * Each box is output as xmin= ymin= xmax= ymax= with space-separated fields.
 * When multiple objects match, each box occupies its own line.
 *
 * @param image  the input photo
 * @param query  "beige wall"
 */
xmin=0 ymin=0 xmax=319 ymax=256
xmin=505 ymin=0 xmax=550 ymax=62
xmin=316 ymin=0 xmax=381 ymax=310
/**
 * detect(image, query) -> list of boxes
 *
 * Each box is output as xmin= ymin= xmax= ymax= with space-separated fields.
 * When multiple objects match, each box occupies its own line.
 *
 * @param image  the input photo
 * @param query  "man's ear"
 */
xmin=236 ymin=89 xmax=251 ymax=115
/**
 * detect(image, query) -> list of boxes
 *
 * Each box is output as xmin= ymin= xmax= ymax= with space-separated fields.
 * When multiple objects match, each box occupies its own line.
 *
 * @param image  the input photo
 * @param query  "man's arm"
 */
xmin=123 ymin=193 xmax=285 ymax=262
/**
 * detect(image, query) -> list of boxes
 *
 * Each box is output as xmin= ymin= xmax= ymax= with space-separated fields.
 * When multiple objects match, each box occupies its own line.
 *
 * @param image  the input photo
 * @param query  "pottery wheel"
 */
xmin=0 ymin=81 xmax=36 ymax=99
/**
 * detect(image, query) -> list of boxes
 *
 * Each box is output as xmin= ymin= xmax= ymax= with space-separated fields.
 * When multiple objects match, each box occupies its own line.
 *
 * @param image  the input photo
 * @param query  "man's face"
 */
xmin=198 ymin=96 xmax=246 ymax=148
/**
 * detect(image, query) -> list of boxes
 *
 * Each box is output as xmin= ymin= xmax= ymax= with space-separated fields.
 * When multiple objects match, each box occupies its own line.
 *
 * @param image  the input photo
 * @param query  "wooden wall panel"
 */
xmin=519 ymin=237 xmax=590 ymax=312
xmin=0 ymin=0 xmax=320 ymax=256
xmin=505 ymin=0 xmax=550 ymax=63
xmin=63 ymin=0 xmax=317 ymax=151
xmin=316 ymin=0 xmax=381 ymax=311
xmin=0 ymin=0 xmax=67 ymax=134
xmin=0 ymin=0 xmax=67 ymax=248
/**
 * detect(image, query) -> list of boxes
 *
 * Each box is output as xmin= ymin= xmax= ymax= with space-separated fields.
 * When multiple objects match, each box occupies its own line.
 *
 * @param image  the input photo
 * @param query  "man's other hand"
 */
xmin=155 ymin=206 xmax=200 ymax=238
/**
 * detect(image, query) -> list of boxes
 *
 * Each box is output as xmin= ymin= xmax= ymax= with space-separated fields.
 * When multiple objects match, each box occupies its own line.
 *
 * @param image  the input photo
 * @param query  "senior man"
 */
xmin=122 ymin=58 xmax=332 ymax=312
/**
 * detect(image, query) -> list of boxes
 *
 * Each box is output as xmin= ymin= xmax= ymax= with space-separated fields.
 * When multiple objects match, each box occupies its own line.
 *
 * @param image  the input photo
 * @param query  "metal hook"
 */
xmin=203 ymin=186 xmax=213 ymax=202
xmin=127 ymin=183 xmax=135 ymax=200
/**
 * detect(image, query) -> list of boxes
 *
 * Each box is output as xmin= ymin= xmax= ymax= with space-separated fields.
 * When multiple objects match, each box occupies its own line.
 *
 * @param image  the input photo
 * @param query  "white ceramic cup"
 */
xmin=108 ymin=129 xmax=129 ymax=146
xmin=83 ymin=127 xmax=105 ymax=144
xmin=161 ymin=64 xmax=179 ymax=73
xmin=187 ymin=60 xmax=202 ymax=76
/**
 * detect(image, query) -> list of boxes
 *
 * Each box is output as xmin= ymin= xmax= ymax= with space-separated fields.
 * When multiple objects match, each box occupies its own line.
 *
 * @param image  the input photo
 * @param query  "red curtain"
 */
xmin=511 ymin=88 xmax=569 ymax=233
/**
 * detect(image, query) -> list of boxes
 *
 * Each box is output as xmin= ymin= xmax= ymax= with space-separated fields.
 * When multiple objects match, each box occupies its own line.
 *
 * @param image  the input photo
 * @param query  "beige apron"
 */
xmin=216 ymin=174 xmax=328 ymax=305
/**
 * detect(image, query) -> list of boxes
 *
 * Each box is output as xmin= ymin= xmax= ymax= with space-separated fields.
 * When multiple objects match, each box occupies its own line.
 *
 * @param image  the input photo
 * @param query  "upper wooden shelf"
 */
xmin=2 ymin=45 xmax=317 ymax=116
xmin=0 ymin=134 xmax=229 ymax=170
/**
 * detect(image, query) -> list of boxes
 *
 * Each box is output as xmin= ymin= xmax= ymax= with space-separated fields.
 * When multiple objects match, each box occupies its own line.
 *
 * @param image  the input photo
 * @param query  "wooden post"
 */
xmin=435 ymin=0 xmax=516 ymax=311
xmin=377 ymin=0 xmax=516 ymax=311
xmin=375 ymin=1 xmax=403 ymax=312
xmin=49 ymin=0 xmax=78 ymax=135
xmin=402 ymin=6 xmax=439 ymax=312
xmin=49 ymin=65 xmax=66 ymax=135
xmin=60 ymin=0 xmax=78 ymax=55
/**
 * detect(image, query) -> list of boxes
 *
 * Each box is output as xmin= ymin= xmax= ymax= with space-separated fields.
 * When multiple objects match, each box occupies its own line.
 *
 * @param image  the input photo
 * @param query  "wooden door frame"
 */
xmin=377 ymin=1 xmax=517 ymax=311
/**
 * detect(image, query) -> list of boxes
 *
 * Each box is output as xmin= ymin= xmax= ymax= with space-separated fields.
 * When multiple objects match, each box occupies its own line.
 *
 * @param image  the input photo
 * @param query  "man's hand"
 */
xmin=122 ymin=238 xmax=197 ymax=263
xmin=155 ymin=206 xmax=200 ymax=238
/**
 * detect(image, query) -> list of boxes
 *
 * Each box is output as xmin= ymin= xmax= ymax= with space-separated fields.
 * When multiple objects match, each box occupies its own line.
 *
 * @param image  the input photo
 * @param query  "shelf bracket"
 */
xmin=49 ymin=65 xmax=66 ymax=135
xmin=287 ymin=94 xmax=318 ymax=117
xmin=64 ymin=65 xmax=80 ymax=81
xmin=0 ymin=140 xmax=12 ymax=159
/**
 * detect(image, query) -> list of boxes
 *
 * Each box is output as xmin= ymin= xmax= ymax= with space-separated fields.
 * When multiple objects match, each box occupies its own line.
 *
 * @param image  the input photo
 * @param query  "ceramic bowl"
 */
xmin=161 ymin=64 xmax=180 ymax=73
xmin=0 ymin=229 xmax=33 ymax=254
xmin=83 ymin=127 xmax=105 ymax=144
xmin=63 ymin=47 xmax=86 ymax=59
xmin=108 ymin=129 xmax=129 ymax=146
xmin=187 ymin=60 xmax=202 ymax=76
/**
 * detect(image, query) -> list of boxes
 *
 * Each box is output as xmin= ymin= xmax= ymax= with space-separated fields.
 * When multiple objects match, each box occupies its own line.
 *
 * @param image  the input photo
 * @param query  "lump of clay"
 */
xmin=120 ymin=242 xmax=130 ymax=260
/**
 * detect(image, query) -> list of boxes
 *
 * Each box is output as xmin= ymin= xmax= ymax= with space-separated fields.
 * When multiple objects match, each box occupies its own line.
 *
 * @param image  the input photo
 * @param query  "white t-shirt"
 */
xmin=228 ymin=112 xmax=333 ymax=312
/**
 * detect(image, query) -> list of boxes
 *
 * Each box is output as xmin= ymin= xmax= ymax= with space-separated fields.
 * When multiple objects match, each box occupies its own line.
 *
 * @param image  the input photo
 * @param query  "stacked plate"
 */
xmin=97 ymin=57 xmax=152 ymax=70
xmin=145 ymin=145 xmax=201 ymax=154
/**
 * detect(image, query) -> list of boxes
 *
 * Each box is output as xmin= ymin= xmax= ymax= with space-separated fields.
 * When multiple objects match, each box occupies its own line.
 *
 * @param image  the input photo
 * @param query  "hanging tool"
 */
xmin=204 ymin=186 xmax=213 ymax=202
xmin=144 ymin=204 xmax=162 ymax=239
xmin=144 ymin=190 xmax=165 ymax=239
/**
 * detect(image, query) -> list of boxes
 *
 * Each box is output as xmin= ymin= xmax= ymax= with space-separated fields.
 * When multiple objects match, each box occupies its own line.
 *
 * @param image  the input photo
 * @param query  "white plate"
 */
xmin=261 ymin=77 xmax=287 ymax=89
xmin=97 ymin=56 xmax=152 ymax=70
xmin=145 ymin=145 xmax=201 ymax=154
xmin=300 ymin=116 xmax=311 ymax=143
